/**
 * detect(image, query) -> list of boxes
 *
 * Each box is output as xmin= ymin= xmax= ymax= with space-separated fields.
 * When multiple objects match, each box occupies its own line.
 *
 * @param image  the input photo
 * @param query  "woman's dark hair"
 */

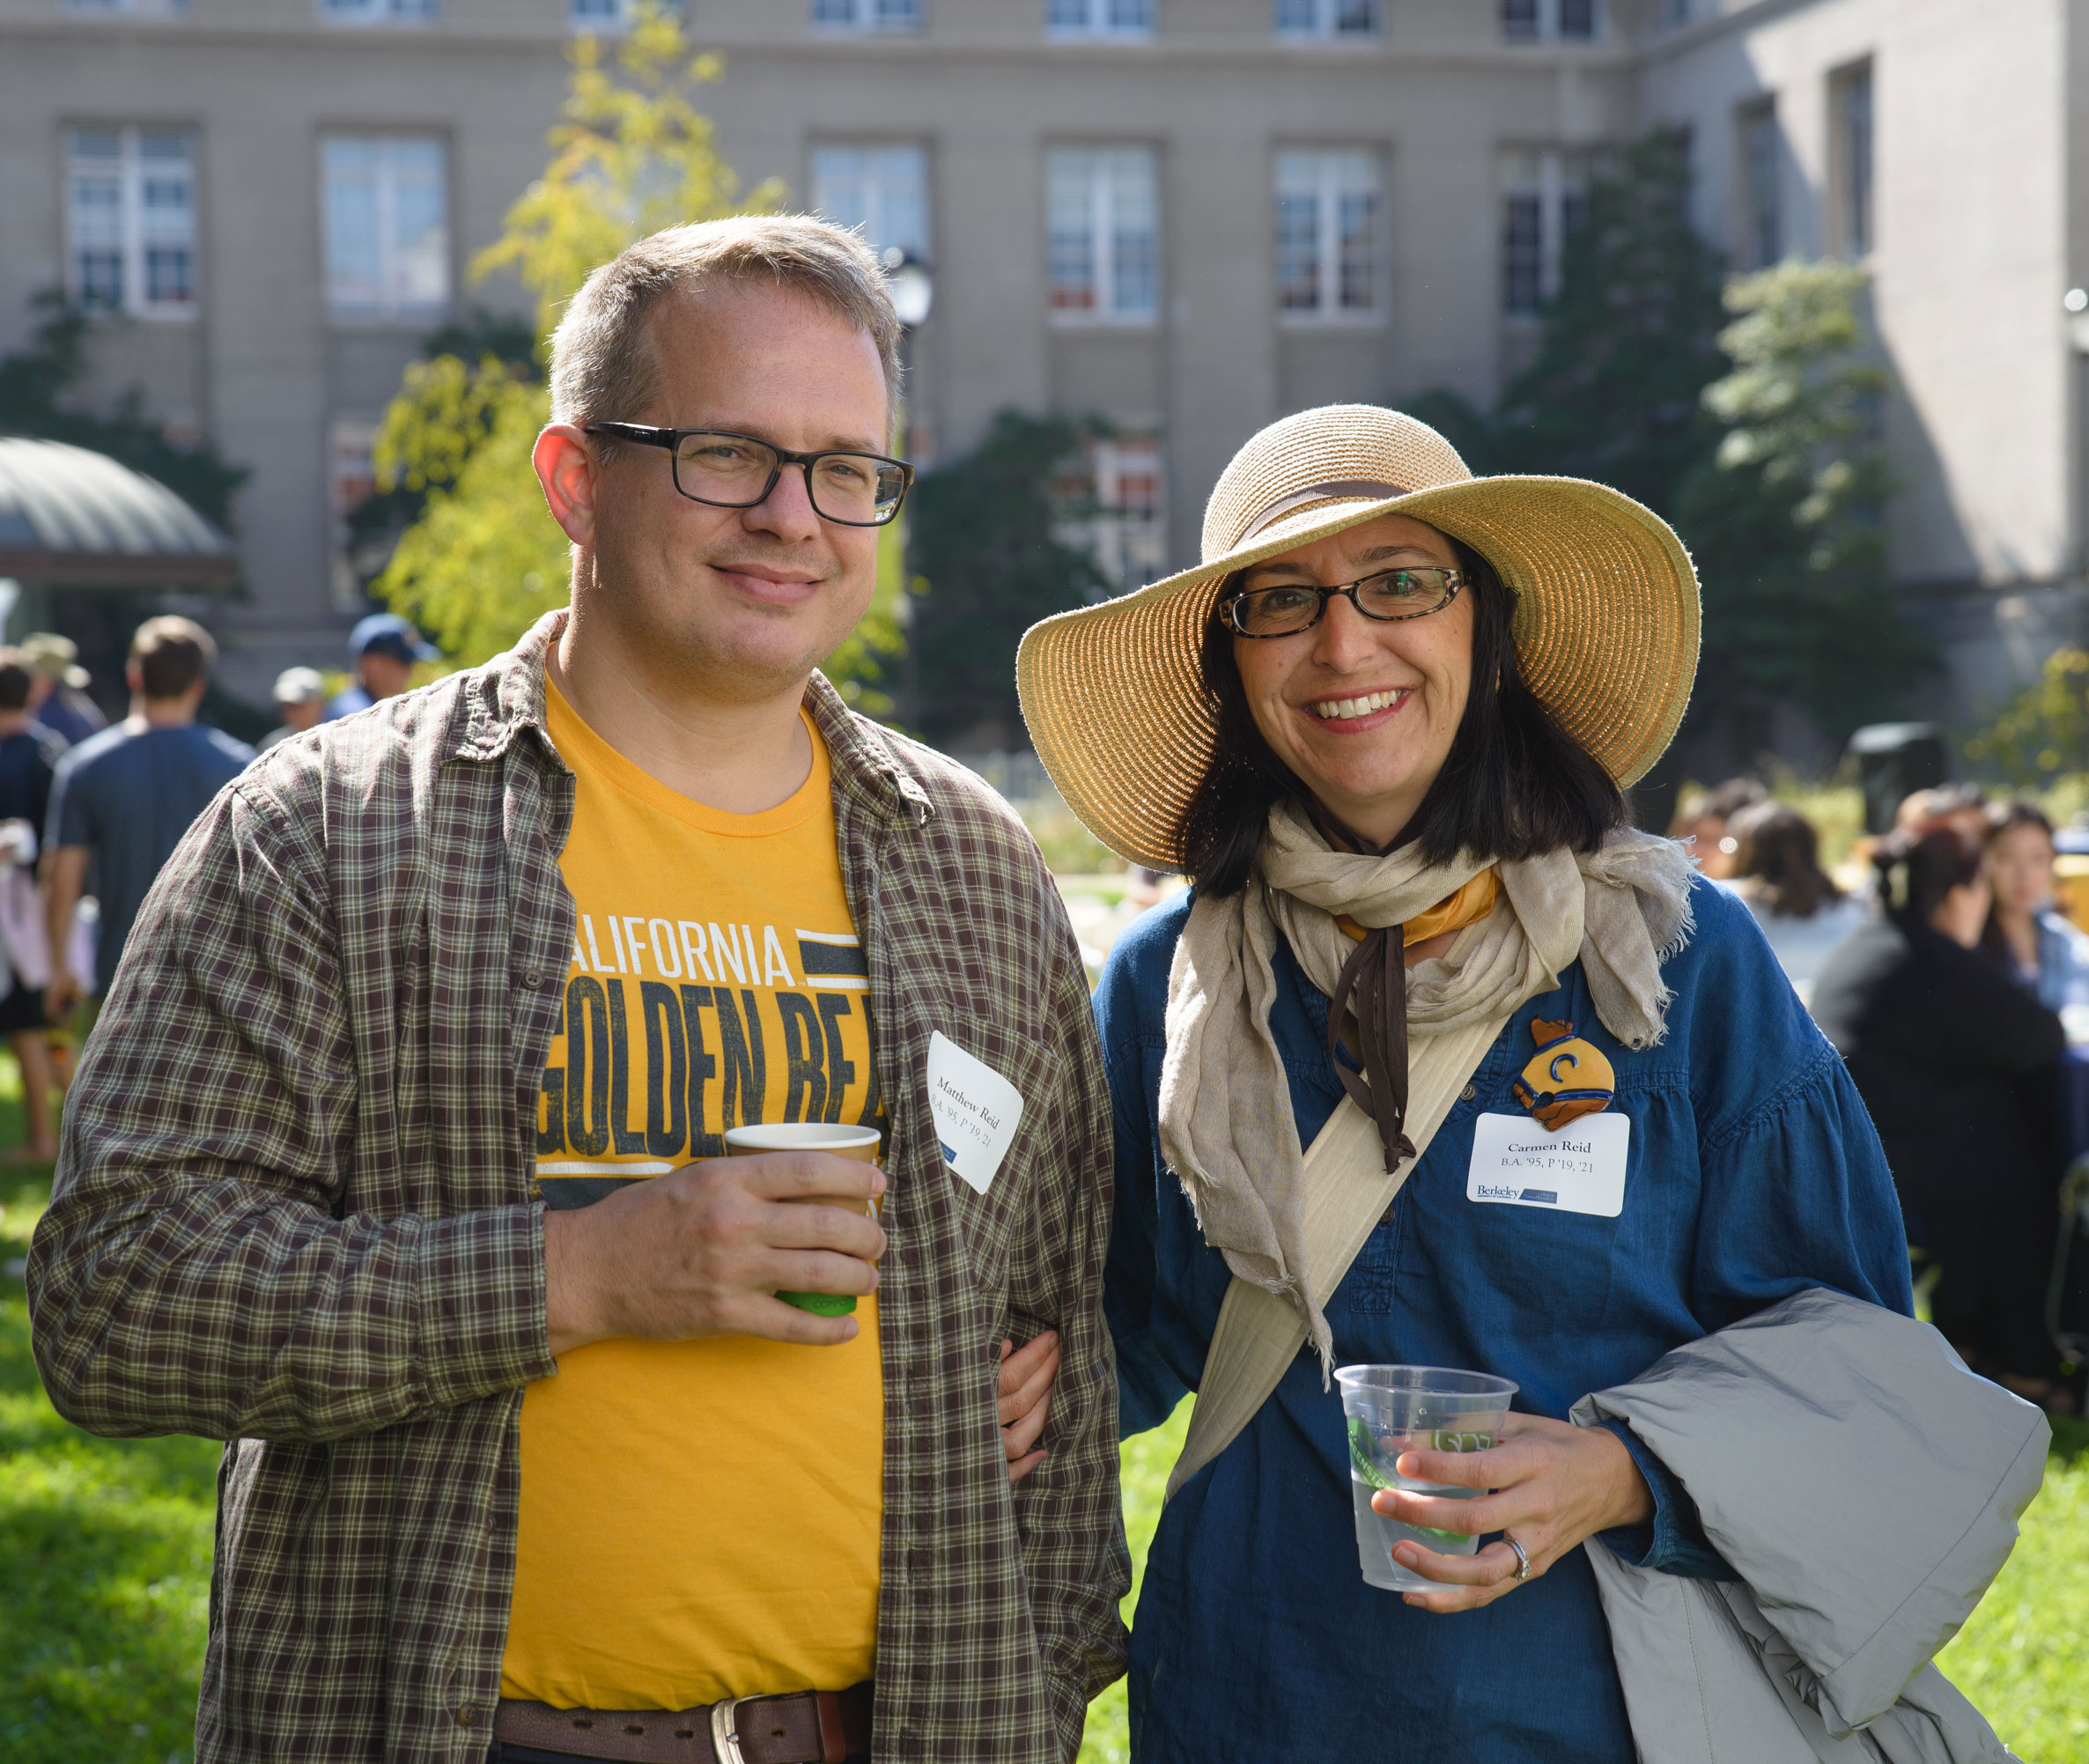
xmin=1173 ymin=537 xmax=1627 ymax=897
xmin=1874 ymin=820 xmax=1983 ymax=926
xmin=1728 ymin=800 xmax=1841 ymax=919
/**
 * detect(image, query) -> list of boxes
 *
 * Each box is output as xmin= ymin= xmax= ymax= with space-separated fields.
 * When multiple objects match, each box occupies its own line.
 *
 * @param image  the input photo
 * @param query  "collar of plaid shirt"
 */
xmin=28 ymin=610 xmax=1127 ymax=1764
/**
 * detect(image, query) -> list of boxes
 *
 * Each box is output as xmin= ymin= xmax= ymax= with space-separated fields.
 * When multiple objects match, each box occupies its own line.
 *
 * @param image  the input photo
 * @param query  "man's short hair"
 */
xmin=550 ymin=215 xmax=903 ymax=450
xmin=130 ymin=616 xmax=217 ymax=701
xmin=0 ymin=649 xmax=33 ymax=713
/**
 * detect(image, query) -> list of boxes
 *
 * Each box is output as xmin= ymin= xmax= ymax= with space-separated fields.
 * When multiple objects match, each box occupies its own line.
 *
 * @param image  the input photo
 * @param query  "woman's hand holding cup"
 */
xmin=1372 ymin=1413 xmax=1655 ymax=1613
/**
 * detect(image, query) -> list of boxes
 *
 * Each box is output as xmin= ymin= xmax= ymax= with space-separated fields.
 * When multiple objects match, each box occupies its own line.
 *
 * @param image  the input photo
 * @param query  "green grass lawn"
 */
xmin=5 ymin=1143 xmax=2084 ymax=1762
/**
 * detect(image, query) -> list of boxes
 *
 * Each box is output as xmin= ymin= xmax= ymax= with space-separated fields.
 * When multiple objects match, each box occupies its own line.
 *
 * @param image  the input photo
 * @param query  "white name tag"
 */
xmin=926 ymin=1030 xmax=1026 ymax=1196
xmin=1466 ymin=1111 xmax=1630 ymax=1217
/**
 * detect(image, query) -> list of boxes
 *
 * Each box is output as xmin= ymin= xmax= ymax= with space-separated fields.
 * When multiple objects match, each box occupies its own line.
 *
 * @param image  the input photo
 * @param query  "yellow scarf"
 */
xmin=1336 ymin=867 xmax=1500 ymax=948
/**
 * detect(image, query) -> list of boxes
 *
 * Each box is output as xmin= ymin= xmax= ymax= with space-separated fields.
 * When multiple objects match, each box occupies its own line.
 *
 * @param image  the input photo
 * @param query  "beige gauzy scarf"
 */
xmin=1159 ymin=802 xmax=1697 ymax=1370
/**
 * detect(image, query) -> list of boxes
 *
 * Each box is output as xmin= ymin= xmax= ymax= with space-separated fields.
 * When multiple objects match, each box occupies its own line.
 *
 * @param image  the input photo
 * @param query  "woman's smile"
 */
xmin=1303 ymin=685 xmax=1414 ymax=728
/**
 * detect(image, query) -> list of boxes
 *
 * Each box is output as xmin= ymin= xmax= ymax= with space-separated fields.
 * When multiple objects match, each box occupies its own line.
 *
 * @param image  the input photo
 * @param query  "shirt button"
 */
xmin=454 ymin=1704 xmax=482 ymax=1728
xmin=522 ymin=971 xmax=546 ymax=989
xmin=1460 ymin=1083 xmax=1479 ymax=1103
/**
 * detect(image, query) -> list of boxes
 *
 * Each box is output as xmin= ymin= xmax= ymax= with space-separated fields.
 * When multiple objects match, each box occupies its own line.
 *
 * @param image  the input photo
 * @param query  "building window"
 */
xmin=64 ymin=0 xmax=188 ymax=14
xmin=1499 ymin=149 xmax=1590 ymax=316
xmin=570 ymin=0 xmax=634 ymax=26
xmin=1274 ymin=0 xmax=1377 ymax=38
xmin=810 ymin=0 xmax=922 ymax=32
xmin=811 ymin=145 xmax=928 ymax=257
xmin=1502 ymin=0 xmax=1598 ymax=41
xmin=1275 ymin=149 xmax=1380 ymax=319
xmin=1055 ymin=433 xmax=1167 ymax=598
xmin=66 ymin=128 xmax=197 ymax=319
xmin=321 ymin=0 xmax=438 ymax=20
xmin=1829 ymin=60 xmax=1872 ymax=258
xmin=1047 ymin=148 xmax=1159 ymax=323
xmin=1736 ymin=99 xmax=1782 ymax=269
xmin=1047 ymin=0 xmax=1153 ymax=39
xmin=322 ymin=136 xmax=449 ymax=321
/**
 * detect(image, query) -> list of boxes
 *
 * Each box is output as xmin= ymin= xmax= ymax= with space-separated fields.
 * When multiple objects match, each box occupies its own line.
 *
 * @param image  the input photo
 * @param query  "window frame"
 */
xmin=808 ymin=141 xmax=932 ymax=260
xmin=1735 ymin=96 xmax=1783 ymax=271
xmin=317 ymin=0 xmax=439 ymax=24
xmin=1501 ymin=0 xmax=1601 ymax=43
xmin=1045 ymin=144 xmax=1162 ymax=328
xmin=64 ymin=124 xmax=201 ymax=322
xmin=1273 ymin=0 xmax=1380 ymax=41
xmin=1827 ymin=58 xmax=1873 ymax=260
xmin=1497 ymin=146 xmax=1591 ymax=320
xmin=809 ymin=0 xmax=925 ymax=35
xmin=320 ymin=131 xmax=453 ymax=326
xmin=63 ymin=0 xmax=188 ymax=15
xmin=1273 ymin=145 xmax=1384 ymax=326
xmin=1045 ymin=0 xmax=1154 ymax=41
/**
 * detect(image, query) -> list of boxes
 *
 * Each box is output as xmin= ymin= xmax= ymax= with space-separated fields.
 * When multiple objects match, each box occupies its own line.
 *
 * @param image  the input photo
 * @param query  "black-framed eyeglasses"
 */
xmin=1220 ymin=566 xmax=1464 ymax=638
xmin=582 ymin=424 xmax=914 ymax=528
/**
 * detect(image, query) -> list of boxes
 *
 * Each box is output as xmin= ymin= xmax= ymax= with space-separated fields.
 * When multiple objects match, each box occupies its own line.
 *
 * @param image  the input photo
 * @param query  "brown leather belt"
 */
xmin=493 ymin=1683 xmax=872 ymax=1764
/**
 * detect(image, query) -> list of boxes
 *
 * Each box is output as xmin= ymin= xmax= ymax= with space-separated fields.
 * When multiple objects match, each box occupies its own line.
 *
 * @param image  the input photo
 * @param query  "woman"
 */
xmin=1812 ymin=823 xmax=2069 ymax=1401
xmin=1720 ymin=798 xmax=1868 ymax=1007
xmin=1017 ymin=407 xmax=1916 ymax=1760
xmin=1980 ymin=800 xmax=2089 ymax=1017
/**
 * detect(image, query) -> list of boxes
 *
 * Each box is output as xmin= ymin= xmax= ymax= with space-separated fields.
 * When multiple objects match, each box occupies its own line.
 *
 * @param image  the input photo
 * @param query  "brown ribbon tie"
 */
xmin=494 ymin=1684 xmax=872 ymax=1764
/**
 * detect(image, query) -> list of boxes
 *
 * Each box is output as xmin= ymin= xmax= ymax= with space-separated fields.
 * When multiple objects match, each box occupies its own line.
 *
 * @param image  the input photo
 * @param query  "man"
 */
xmin=41 ymin=616 xmax=252 ymax=1020
xmin=20 ymin=631 xmax=107 ymax=748
xmin=30 ymin=217 xmax=1125 ymax=1764
xmin=327 ymin=611 xmax=437 ymax=718
xmin=0 ymin=648 xmax=66 ymax=1160
xmin=256 ymin=665 xmax=327 ymax=752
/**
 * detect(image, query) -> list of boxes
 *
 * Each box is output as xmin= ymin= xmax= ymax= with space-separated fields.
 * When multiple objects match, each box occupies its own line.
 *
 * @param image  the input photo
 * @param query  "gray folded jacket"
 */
xmin=1570 ymin=1287 xmax=2048 ymax=1764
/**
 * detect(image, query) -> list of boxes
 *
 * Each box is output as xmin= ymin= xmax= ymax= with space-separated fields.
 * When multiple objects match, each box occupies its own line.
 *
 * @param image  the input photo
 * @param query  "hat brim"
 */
xmin=1016 ymin=475 xmax=1701 ymax=872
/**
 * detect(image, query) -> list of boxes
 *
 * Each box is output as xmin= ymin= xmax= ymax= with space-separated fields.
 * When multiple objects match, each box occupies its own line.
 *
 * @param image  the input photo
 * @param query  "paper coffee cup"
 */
xmin=724 ymin=1123 xmax=881 ymax=1315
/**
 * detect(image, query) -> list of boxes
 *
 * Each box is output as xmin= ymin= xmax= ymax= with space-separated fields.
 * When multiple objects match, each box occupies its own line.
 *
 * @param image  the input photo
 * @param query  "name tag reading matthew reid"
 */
xmin=1466 ymin=1111 xmax=1630 ymax=1217
xmin=926 ymin=1030 xmax=1025 ymax=1196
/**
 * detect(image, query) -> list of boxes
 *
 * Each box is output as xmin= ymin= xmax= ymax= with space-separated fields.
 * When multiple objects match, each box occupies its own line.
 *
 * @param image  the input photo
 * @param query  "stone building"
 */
xmin=0 ymin=0 xmax=2079 ymax=742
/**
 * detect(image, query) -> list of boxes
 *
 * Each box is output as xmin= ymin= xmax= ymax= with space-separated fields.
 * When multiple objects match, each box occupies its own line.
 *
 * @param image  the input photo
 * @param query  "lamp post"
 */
xmin=882 ymin=247 xmax=934 ymax=726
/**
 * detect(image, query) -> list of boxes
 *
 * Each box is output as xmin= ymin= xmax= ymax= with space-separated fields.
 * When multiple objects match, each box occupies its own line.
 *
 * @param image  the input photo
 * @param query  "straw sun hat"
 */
xmin=1015 ymin=403 xmax=1701 ymax=872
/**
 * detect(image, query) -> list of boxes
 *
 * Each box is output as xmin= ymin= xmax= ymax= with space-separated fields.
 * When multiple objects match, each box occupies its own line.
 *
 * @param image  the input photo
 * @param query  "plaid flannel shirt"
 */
xmin=28 ymin=612 xmax=1128 ymax=1764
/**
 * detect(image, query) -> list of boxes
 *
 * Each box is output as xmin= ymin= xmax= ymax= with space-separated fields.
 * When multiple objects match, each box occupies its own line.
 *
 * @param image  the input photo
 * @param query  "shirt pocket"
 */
xmin=924 ymin=1015 xmax=1059 ymax=1296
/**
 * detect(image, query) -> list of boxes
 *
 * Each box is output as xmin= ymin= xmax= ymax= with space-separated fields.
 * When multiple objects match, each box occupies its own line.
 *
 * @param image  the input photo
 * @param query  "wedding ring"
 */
xmin=1505 ymin=1535 xmax=1532 ymax=1582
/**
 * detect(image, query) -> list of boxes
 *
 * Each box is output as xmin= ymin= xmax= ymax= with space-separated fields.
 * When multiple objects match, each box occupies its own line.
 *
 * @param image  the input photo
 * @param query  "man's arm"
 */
xmin=1005 ymin=901 xmax=1132 ymax=1751
xmin=27 ymin=782 xmax=556 ymax=1443
xmin=41 ymin=844 xmax=86 ymax=1015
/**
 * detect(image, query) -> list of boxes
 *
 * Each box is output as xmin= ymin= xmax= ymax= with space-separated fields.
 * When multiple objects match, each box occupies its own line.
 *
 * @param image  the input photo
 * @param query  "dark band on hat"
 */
xmin=1238 ymin=478 xmax=1409 ymax=546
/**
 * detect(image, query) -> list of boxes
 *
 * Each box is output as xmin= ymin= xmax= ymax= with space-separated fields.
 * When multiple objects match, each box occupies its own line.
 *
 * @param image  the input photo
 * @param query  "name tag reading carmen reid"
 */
xmin=1466 ymin=1111 xmax=1630 ymax=1217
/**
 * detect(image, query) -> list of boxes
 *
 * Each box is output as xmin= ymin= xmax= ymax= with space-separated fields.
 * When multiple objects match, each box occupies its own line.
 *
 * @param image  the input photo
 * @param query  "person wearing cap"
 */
xmin=1019 ymin=406 xmax=1998 ymax=1760
xmin=326 ymin=611 xmax=438 ymax=720
xmin=20 ymin=631 xmax=108 ymax=750
xmin=256 ymin=666 xmax=327 ymax=754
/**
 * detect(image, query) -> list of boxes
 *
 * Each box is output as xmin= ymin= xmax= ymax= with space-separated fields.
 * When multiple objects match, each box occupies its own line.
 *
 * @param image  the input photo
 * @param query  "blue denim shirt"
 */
xmin=1098 ymin=876 xmax=1914 ymax=1764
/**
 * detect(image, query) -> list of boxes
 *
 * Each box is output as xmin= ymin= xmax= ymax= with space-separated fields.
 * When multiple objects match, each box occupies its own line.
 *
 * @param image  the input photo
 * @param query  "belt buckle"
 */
xmin=708 ymin=1695 xmax=747 ymax=1764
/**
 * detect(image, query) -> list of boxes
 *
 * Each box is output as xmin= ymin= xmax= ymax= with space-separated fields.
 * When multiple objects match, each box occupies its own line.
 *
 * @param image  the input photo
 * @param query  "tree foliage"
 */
xmin=1410 ymin=130 xmax=1727 ymax=519
xmin=370 ymin=3 xmax=795 ymax=670
xmin=0 ymin=291 xmax=247 ymax=526
xmin=1675 ymin=260 xmax=1927 ymax=742
xmin=1964 ymin=646 xmax=2089 ymax=788
xmin=905 ymin=410 xmax=1112 ymax=744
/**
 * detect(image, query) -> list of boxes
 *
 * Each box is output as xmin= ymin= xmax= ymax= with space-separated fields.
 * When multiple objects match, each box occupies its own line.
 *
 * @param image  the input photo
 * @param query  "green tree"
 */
xmin=1674 ymin=259 xmax=1928 ymax=743
xmin=1410 ymin=129 xmax=1728 ymax=519
xmin=905 ymin=410 xmax=1112 ymax=744
xmin=0 ymin=290 xmax=247 ymax=526
xmin=370 ymin=3 xmax=798 ymax=669
xmin=1963 ymin=646 xmax=2089 ymax=787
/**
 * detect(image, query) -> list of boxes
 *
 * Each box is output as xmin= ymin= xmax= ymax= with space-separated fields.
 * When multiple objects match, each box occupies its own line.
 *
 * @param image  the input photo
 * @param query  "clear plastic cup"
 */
xmin=1336 ymin=1364 xmax=1518 ymax=1592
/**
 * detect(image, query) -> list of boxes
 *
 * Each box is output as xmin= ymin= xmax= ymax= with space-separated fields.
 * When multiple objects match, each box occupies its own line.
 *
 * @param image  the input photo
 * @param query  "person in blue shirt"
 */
xmin=43 ymin=616 xmax=253 ymax=1018
xmin=1017 ymin=406 xmax=1914 ymax=1762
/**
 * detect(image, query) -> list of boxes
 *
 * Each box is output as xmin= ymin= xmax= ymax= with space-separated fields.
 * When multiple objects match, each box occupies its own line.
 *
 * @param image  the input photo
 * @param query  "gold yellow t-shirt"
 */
xmin=502 ymin=678 xmax=882 ymax=1711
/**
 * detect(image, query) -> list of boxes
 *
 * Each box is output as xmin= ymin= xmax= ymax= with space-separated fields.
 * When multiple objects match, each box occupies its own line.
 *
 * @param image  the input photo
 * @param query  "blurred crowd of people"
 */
xmin=0 ymin=609 xmax=438 ymax=1164
xmin=1672 ymin=776 xmax=2089 ymax=1411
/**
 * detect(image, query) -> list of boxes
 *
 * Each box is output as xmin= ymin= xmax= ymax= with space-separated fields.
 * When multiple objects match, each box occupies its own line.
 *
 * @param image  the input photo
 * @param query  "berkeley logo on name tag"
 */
xmin=1466 ymin=1111 xmax=1630 ymax=1217
xmin=926 ymin=1030 xmax=1026 ymax=1196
